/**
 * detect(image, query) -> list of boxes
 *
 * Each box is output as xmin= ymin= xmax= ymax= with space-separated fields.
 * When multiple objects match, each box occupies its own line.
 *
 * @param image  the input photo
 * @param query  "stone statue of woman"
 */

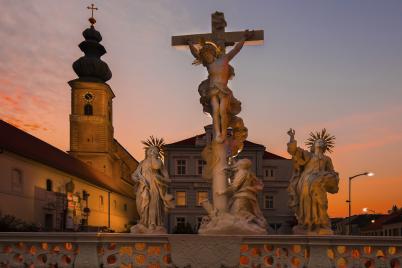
xmin=287 ymin=128 xmax=339 ymax=235
xmin=131 ymin=136 xmax=174 ymax=234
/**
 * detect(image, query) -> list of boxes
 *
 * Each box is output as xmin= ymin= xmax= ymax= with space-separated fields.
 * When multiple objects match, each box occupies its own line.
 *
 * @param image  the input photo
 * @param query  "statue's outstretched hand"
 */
xmin=287 ymin=128 xmax=296 ymax=140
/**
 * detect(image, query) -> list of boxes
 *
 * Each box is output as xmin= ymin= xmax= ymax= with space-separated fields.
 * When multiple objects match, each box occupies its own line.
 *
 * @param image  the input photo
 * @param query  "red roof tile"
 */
xmin=0 ymin=120 xmax=134 ymax=199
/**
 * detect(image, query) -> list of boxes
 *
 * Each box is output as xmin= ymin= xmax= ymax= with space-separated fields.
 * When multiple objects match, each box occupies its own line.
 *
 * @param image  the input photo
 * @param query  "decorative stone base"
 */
xmin=198 ymin=213 xmax=267 ymax=235
xmin=169 ymin=235 xmax=242 ymax=268
xmin=292 ymin=224 xmax=333 ymax=235
xmin=130 ymin=223 xmax=167 ymax=234
xmin=1 ymin=233 xmax=402 ymax=268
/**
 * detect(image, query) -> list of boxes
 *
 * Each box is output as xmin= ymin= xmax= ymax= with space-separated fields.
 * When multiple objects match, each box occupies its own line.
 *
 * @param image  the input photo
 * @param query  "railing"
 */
xmin=0 ymin=233 xmax=401 ymax=267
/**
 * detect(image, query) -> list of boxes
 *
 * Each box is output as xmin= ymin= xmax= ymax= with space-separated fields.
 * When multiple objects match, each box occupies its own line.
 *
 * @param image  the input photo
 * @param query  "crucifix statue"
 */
xmin=172 ymin=12 xmax=266 ymax=234
xmin=172 ymin=12 xmax=263 ymax=143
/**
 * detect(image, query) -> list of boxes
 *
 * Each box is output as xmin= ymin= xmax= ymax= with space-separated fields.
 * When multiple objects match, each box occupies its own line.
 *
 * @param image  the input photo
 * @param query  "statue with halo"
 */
xmin=130 ymin=136 xmax=174 ymax=234
xmin=287 ymin=128 xmax=340 ymax=235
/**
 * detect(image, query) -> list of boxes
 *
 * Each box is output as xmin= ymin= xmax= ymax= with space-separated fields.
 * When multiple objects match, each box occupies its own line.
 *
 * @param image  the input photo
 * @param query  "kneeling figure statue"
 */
xmin=199 ymin=159 xmax=267 ymax=234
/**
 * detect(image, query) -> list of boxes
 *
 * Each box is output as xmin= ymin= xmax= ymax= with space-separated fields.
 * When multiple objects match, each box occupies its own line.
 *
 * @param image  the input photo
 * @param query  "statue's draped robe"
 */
xmin=227 ymin=169 xmax=267 ymax=228
xmin=287 ymin=140 xmax=339 ymax=229
xmin=133 ymin=158 xmax=172 ymax=227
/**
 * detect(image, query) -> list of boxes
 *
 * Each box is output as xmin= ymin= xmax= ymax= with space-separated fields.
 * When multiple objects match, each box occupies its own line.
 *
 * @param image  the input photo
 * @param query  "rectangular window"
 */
xmin=196 ymin=191 xmax=208 ymax=206
xmin=124 ymin=203 xmax=128 ymax=212
xmin=393 ymin=228 xmax=398 ymax=236
xmin=99 ymin=195 xmax=104 ymax=211
xmin=175 ymin=216 xmax=186 ymax=225
xmin=176 ymin=191 xmax=186 ymax=206
xmin=197 ymin=160 xmax=206 ymax=175
xmin=264 ymin=195 xmax=274 ymax=209
xmin=176 ymin=160 xmax=187 ymax=175
xmin=46 ymin=179 xmax=53 ymax=191
xmin=45 ymin=214 xmax=54 ymax=230
xmin=264 ymin=168 xmax=275 ymax=179
xmin=11 ymin=168 xmax=23 ymax=193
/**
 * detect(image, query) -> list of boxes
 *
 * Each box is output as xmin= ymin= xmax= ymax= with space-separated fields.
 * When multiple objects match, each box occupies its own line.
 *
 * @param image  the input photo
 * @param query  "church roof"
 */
xmin=0 ymin=120 xmax=134 ymax=199
xmin=166 ymin=133 xmax=287 ymax=159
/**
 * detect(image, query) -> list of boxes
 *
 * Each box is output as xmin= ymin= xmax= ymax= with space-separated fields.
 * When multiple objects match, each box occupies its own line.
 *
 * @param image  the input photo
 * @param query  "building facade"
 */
xmin=164 ymin=125 xmax=294 ymax=234
xmin=0 ymin=120 xmax=136 ymax=232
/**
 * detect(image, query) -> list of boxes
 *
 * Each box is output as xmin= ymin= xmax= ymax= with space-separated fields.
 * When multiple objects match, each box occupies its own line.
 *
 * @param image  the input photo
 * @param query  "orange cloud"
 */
xmin=0 ymin=79 xmax=53 ymax=132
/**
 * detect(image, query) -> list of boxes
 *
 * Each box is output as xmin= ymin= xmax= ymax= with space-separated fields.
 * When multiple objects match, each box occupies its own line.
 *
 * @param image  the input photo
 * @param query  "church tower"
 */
xmin=68 ymin=10 xmax=115 ymax=177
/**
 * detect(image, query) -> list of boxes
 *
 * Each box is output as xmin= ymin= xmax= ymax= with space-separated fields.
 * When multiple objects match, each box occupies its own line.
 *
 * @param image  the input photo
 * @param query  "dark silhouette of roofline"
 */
xmin=166 ymin=133 xmax=287 ymax=159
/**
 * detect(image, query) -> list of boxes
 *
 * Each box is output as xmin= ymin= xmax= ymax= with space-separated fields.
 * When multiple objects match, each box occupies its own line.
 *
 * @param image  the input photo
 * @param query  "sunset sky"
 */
xmin=1 ymin=1 xmax=401 ymax=217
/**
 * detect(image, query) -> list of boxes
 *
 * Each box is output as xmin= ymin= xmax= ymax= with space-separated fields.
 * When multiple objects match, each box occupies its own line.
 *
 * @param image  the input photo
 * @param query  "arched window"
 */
xmin=46 ymin=179 xmax=53 ymax=191
xmin=84 ymin=104 xmax=93 ymax=115
xmin=11 ymin=168 xmax=23 ymax=193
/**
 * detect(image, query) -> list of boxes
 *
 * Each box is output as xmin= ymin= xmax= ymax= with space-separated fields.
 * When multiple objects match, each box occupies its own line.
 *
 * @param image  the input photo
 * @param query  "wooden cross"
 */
xmin=171 ymin=11 xmax=264 ymax=51
xmin=87 ymin=4 xmax=98 ymax=25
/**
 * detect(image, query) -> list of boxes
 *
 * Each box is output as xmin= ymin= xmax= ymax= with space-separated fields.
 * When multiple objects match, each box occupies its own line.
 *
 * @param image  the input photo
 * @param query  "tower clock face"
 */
xmin=84 ymin=92 xmax=94 ymax=102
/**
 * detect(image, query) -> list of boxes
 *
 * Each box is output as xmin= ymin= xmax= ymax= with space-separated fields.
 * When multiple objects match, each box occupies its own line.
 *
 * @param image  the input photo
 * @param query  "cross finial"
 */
xmin=87 ymin=3 xmax=98 ymax=26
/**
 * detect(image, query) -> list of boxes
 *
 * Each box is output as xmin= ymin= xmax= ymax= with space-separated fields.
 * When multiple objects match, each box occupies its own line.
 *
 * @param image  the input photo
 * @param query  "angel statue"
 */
xmin=187 ymin=30 xmax=253 ymax=144
xmin=130 ymin=136 xmax=174 ymax=234
xmin=287 ymin=128 xmax=340 ymax=235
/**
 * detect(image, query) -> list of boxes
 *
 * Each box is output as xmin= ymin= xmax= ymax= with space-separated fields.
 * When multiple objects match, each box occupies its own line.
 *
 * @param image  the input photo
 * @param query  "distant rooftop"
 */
xmin=166 ymin=132 xmax=287 ymax=160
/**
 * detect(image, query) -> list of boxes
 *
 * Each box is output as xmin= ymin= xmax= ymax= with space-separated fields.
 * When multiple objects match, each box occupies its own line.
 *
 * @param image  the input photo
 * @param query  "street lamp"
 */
xmin=362 ymin=207 xmax=377 ymax=214
xmin=362 ymin=207 xmax=377 ymax=224
xmin=346 ymin=172 xmax=374 ymax=235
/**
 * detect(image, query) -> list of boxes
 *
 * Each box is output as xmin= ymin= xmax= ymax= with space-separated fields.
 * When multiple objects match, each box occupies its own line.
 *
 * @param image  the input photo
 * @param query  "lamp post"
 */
xmin=346 ymin=172 xmax=374 ymax=235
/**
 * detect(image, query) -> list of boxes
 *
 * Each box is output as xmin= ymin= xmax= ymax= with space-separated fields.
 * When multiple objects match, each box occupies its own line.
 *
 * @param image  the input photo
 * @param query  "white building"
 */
xmin=164 ymin=125 xmax=294 ymax=233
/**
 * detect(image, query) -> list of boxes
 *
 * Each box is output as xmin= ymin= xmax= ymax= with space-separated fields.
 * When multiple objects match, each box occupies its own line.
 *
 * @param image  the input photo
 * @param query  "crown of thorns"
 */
xmin=305 ymin=128 xmax=335 ymax=153
xmin=142 ymin=136 xmax=165 ymax=159
xmin=192 ymin=39 xmax=222 ymax=65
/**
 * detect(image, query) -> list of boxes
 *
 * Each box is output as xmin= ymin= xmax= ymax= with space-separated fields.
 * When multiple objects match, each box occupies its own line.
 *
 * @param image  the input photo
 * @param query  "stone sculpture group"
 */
xmin=131 ymin=11 xmax=340 ymax=235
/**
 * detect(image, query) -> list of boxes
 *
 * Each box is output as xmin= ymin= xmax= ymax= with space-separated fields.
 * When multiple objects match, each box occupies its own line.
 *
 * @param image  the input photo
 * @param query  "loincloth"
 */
xmin=198 ymin=79 xmax=241 ymax=115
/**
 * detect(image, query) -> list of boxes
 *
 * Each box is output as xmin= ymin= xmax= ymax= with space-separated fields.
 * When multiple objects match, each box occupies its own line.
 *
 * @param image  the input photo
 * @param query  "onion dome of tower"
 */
xmin=72 ymin=5 xmax=112 ymax=82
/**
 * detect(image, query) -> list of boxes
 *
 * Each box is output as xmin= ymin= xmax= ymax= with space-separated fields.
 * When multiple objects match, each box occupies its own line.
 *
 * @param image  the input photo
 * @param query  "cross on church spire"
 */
xmin=87 ymin=3 xmax=98 ymax=26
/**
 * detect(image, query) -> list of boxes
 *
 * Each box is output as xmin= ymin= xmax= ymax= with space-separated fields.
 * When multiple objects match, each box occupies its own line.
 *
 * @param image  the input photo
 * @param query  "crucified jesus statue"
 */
xmin=187 ymin=30 xmax=254 ymax=143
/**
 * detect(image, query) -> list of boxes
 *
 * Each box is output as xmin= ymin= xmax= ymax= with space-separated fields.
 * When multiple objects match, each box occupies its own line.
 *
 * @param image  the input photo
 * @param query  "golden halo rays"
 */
xmin=305 ymin=128 xmax=335 ymax=153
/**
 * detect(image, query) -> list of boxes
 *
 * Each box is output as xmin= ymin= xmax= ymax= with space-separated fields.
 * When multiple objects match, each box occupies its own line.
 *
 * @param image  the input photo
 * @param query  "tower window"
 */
xmin=84 ymin=104 xmax=93 ymax=115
